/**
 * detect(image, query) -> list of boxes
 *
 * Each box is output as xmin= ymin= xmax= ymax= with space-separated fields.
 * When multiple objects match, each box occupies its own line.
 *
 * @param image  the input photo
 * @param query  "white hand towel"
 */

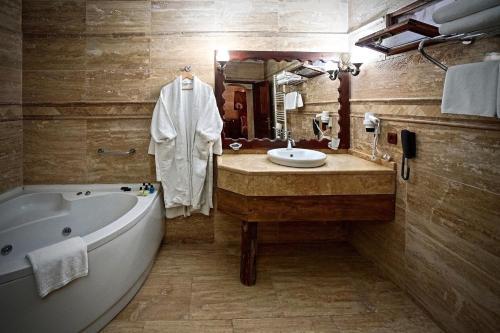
xmin=433 ymin=0 xmax=500 ymax=24
xmin=26 ymin=237 xmax=88 ymax=298
xmin=285 ymin=92 xmax=303 ymax=110
xmin=296 ymin=92 xmax=303 ymax=108
xmin=442 ymin=61 xmax=499 ymax=117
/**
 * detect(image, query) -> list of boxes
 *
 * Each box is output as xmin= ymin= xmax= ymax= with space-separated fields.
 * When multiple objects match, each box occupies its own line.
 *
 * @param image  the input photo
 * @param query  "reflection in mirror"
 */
xmin=221 ymin=58 xmax=340 ymax=141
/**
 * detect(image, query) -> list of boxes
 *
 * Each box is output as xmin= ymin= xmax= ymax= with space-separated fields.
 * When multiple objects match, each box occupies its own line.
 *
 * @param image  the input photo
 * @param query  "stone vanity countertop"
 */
xmin=217 ymin=153 xmax=395 ymax=175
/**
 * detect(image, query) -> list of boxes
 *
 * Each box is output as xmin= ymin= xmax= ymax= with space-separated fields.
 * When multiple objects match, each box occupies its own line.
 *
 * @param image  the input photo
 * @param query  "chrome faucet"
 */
xmin=287 ymin=132 xmax=295 ymax=149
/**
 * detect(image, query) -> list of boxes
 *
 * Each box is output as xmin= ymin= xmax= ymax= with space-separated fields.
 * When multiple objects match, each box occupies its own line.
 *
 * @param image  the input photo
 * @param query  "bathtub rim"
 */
xmin=0 ymin=184 xmax=162 ymax=285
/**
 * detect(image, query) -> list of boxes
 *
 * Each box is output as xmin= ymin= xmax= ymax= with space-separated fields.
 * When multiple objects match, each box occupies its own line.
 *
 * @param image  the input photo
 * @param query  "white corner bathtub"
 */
xmin=0 ymin=184 xmax=165 ymax=332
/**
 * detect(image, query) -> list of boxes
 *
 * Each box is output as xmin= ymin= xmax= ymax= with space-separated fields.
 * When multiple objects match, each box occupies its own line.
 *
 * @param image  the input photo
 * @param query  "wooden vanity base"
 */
xmin=240 ymin=222 xmax=258 ymax=286
xmin=217 ymin=188 xmax=396 ymax=285
xmin=217 ymin=189 xmax=395 ymax=223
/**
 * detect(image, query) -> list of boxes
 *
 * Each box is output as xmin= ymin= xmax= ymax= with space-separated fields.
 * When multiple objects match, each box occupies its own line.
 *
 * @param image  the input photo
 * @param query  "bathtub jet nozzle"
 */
xmin=62 ymin=227 xmax=72 ymax=237
xmin=1 ymin=244 xmax=13 ymax=256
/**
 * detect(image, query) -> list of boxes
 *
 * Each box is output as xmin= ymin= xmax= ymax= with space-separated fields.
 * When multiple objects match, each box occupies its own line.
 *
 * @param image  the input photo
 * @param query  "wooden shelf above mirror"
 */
xmin=355 ymin=19 xmax=439 ymax=56
xmin=355 ymin=0 xmax=446 ymax=56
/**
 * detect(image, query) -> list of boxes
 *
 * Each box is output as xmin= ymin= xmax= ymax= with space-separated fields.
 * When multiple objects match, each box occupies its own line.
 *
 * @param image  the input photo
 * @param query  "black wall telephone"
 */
xmin=401 ymin=130 xmax=416 ymax=180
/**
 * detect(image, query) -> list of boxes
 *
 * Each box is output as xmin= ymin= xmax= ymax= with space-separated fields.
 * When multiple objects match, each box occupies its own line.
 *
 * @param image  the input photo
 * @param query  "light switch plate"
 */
xmin=387 ymin=132 xmax=398 ymax=145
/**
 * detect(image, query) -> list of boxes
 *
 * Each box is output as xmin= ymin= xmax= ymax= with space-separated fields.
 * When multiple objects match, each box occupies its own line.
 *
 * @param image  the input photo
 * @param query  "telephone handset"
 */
xmin=401 ymin=130 xmax=416 ymax=180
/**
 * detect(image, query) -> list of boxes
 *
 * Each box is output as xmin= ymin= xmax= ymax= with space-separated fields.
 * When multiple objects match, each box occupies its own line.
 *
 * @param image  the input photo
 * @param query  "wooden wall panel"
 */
xmin=220 ymin=2 xmax=279 ymax=33
xmin=86 ymin=119 xmax=156 ymax=183
xmin=22 ymin=0 xmax=86 ymax=34
xmin=23 ymin=70 xmax=86 ymax=103
xmin=0 ymin=28 xmax=22 ymax=68
xmin=23 ymin=119 xmax=87 ymax=184
xmin=0 ymin=68 xmax=22 ymax=104
xmin=23 ymin=36 xmax=86 ymax=71
xmin=407 ymin=171 xmax=500 ymax=280
xmin=84 ymin=69 xmax=151 ymax=102
xmin=406 ymin=226 xmax=500 ymax=333
xmin=86 ymin=1 xmax=151 ymax=34
xmin=279 ymin=0 xmax=348 ymax=33
xmin=0 ymin=118 xmax=23 ymax=193
xmin=348 ymin=2 xmax=500 ymax=332
xmin=0 ymin=0 xmax=22 ymax=33
xmin=151 ymin=0 xmax=218 ymax=33
xmin=0 ymin=0 xmax=22 ymax=194
xmin=86 ymin=37 xmax=150 ymax=70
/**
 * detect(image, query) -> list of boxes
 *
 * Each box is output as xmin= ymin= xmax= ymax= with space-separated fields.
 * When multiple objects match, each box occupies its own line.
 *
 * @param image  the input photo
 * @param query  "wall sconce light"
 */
xmin=216 ymin=49 xmax=230 ymax=72
xmin=325 ymin=56 xmax=362 ymax=80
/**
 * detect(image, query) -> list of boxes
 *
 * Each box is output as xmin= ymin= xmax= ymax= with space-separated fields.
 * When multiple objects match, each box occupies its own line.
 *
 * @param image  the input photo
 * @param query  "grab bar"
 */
xmin=97 ymin=148 xmax=136 ymax=156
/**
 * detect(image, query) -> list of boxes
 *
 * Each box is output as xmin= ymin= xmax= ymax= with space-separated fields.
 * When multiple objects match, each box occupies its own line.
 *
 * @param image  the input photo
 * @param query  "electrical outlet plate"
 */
xmin=387 ymin=132 xmax=398 ymax=145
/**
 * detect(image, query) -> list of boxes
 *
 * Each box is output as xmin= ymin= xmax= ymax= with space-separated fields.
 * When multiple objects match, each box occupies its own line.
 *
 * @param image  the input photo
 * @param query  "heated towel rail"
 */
xmin=272 ymin=71 xmax=307 ymax=140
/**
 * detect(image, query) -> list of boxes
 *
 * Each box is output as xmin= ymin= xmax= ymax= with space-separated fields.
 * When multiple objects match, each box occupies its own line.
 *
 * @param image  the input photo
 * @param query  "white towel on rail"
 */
xmin=433 ymin=0 xmax=500 ymax=24
xmin=441 ymin=60 xmax=499 ymax=118
xmin=26 ymin=237 xmax=88 ymax=298
xmin=285 ymin=92 xmax=303 ymax=110
xmin=438 ymin=5 xmax=500 ymax=35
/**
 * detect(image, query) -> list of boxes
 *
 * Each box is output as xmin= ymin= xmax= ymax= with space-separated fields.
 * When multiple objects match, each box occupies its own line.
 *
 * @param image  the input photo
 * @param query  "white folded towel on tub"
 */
xmin=26 ymin=237 xmax=88 ymax=298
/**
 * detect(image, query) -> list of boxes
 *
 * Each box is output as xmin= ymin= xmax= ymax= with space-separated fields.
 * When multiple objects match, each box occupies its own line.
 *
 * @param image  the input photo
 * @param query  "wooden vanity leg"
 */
xmin=240 ymin=221 xmax=258 ymax=286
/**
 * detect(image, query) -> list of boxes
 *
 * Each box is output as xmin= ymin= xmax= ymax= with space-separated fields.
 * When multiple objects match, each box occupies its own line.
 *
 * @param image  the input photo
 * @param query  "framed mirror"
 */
xmin=214 ymin=51 xmax=351 ymax=150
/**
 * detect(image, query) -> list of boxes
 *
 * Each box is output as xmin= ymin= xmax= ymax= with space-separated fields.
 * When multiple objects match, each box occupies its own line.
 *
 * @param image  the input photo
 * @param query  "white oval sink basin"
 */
xmin=267 ymin=148 xmax=327 ymax=168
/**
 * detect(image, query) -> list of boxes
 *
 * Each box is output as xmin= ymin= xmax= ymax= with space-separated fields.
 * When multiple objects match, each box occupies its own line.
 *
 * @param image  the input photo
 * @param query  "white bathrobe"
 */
xmin=149 ymin=76 xmax=223 ymax=218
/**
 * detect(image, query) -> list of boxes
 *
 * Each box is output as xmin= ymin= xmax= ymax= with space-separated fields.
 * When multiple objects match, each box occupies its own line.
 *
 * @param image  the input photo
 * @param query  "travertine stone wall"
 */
xmin=348 ymin=1 xmax=500 ymax=331
xmin=0 ymin=0 xmax=22 ymax=193
xmin=21 ymin=0 xmax=349 ymax=243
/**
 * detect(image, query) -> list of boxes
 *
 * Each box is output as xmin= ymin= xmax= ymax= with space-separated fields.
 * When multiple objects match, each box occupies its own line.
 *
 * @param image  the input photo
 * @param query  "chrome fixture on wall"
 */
xmin=326 ymin=54 xmax=362 ymax=80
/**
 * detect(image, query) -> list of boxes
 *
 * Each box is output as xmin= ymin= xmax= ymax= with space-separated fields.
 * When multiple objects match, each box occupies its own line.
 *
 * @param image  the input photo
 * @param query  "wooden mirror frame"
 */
xmin=214 ymin=50 xmax=350 ymax=150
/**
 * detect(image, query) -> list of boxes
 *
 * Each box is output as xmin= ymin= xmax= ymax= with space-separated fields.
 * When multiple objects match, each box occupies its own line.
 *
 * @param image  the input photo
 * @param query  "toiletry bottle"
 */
xmin=149 ymin=183 xmax=155 ymax=194
xmin=138 ymin=186 xmax=143 ymax=196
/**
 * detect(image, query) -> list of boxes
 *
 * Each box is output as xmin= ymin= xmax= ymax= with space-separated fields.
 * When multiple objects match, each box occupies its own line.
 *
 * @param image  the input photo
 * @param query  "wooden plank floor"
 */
xmin=102 ymin=242 xmax=442 ymax=333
